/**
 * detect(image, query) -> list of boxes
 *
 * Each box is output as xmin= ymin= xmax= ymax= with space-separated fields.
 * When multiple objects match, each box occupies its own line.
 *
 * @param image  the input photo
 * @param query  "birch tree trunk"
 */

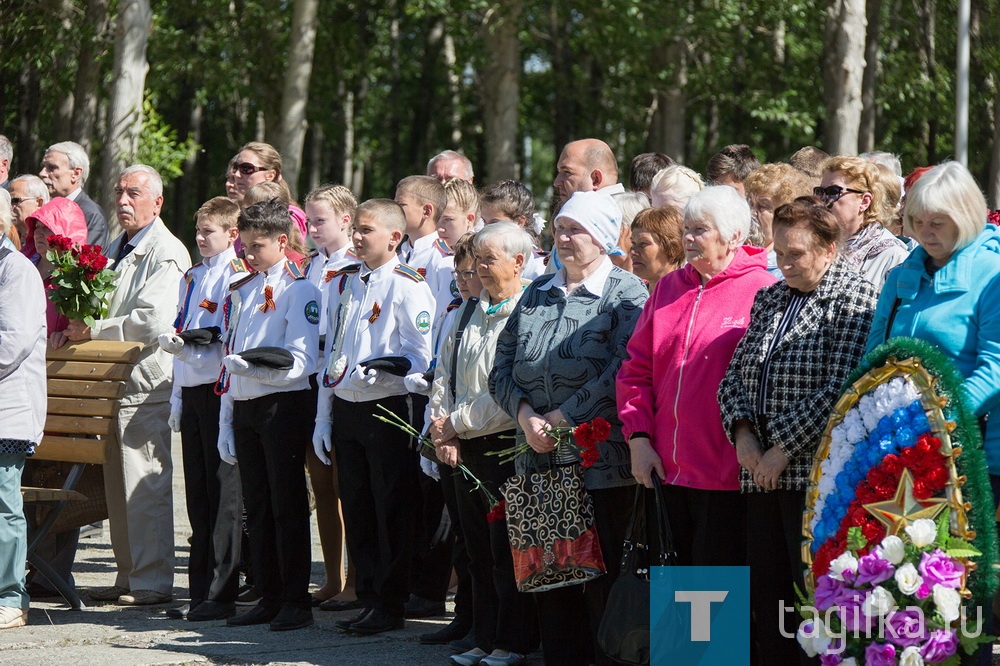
xmin=277 ymin=0 xmax=319 ymax=200
xmin=71 ymin=0 xmax=110 ymax=153
xmin=823 ymin=0 xmax=867 ymax=155
xmin=481 ymin=2 xmax=521 ymax=182
xmin=647 ymin=36 xmax=687 ymax=163
xmin=859 ymin=0 xmax=881 ymax=152
xmin=989 ymin=95 xmax=1000 ymax=208
xmin=100 ymin=0 xmax=152 ymax=229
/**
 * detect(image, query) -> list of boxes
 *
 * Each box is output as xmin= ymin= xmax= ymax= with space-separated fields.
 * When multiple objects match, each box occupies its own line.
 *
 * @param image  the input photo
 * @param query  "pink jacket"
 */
xmin=617 ymin=245 xmax=776 ymax=491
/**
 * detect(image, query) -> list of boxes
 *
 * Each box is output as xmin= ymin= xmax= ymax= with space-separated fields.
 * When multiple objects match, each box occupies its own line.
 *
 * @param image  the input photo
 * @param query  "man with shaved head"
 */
xmin=552 ymin=138 xmax=624 ymax=203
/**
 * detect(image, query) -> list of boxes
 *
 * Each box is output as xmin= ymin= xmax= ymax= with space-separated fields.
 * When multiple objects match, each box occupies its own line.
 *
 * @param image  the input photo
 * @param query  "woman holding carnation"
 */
xmin=618 ymin=186 xmax=775 ymax=574
xmin=865 ymin=161 xmax=1000 ymax=665
xmin=490 ymin=191 xmax=648 ymax=665
xmin=25 ymin=197 xmax=91 ymax=335
xmin=718 ymin=198 xmax=878 ymax=663
xmin=430 ymin=222 xmax=537 ymax=666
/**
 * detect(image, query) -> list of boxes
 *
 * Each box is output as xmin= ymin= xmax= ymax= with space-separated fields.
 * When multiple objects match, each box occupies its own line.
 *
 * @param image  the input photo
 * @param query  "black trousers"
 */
xmin=333 ymin=393 xmax=419 ymax=618
xmin=534 ymin=483 xmax=634 ymax=666
xmin=747 ymin=489 xmax=811 ymax=666
xmin=455 ymin=433 xmax=537 ymax=654
xmin=660 ymin=483 xmax=747 ymax=566
xmin=181 ymin=383 xmax=242 ymax=604
xmin=439 ymin=462 xmax=473 ymax=625
xmin=233 ymin=388 xmax=313 ymax=611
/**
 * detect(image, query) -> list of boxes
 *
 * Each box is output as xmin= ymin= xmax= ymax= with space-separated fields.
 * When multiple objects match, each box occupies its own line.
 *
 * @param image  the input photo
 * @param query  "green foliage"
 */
xmin=134 ymin=98 xmax=198 ymax=184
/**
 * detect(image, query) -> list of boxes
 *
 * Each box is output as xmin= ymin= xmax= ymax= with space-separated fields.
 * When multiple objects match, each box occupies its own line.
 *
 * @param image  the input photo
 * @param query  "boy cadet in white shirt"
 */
xmin=302 ymin=184 xmax=359 ymax=607
xmin=158 ymin=197 xmax=248 ymax=622
xmin=215 ymin=199 xmax=321 ymax=632
xmin=394 ymin=175 xmax=458 ymax=326
xmin=312 ymin=198 xmax=435 ymax=635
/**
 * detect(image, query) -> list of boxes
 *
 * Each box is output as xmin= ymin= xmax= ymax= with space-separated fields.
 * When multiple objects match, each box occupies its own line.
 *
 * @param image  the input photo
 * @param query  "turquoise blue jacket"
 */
xmin=865 ymin=227 xmax=1000 ymax=473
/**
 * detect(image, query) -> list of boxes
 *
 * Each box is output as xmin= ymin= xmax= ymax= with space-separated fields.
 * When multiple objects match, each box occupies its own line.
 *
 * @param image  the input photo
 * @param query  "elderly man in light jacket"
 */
xmin=61 ymin=165 xmax=191 ymax=605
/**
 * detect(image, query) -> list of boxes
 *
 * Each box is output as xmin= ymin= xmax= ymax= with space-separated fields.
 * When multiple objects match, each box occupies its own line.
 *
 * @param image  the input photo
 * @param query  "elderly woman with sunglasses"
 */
xmin=718 ymin=198 xmax=878 ymax=663
xmin=817 ymin=156 xmax=909 ymax=290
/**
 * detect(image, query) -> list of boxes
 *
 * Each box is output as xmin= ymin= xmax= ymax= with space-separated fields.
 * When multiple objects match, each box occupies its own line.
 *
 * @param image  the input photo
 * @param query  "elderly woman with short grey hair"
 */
xmin=618 ymin=185 xmax=775 ymax=576
xmin=0 ymin=189 xmax=16 ymax=250
xmin=0 ymin=228 xmax=48 ymax=630
xmin=430 ymin=222 xmax=537 ymax=666
xmin=490 ymin=191 xmax=648 ymax=665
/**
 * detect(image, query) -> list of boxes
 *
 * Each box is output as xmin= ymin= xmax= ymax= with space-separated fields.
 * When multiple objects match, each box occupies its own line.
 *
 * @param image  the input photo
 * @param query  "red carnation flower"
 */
xmin=486 ymin=499 xmax=506 ymax=523
xmin=47 ymin=235 xmax=74 ymax=252
xmin=591 ymin=417 xmax=611 ymax=443
xmin=580 ymin=447 xmax=600 ymax=468
xmin=989 ymin=210 xmax=1000 ymax=227
xmin=574 ymin=422 xmax=594 ymax=449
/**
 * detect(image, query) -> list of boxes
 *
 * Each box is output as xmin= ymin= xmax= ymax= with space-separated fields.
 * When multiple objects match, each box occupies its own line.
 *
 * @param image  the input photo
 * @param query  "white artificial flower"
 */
xmin=878 ymin=535 xmax=906 ymax=565
xmin=859 ymin=394 xmax=882 ymax=432
xmin=932 ymin=584 xmax=961 ymax=623
xmin=796 ymin=618 xmax=836 ymax=657
xmin=842 ymin=658 xmax=858 ymax=666
xmin=899 ymin=646 xmax=925 ymax=666
xmin=894 ymin=562 xmax=923 ymax=595
xmin=862 ymin=586 xmax=896 ymax=617
xmin=828 ymin=552 xmax=859 ymax=581
xmin=904 ymin=519 xmax=937 ymax=548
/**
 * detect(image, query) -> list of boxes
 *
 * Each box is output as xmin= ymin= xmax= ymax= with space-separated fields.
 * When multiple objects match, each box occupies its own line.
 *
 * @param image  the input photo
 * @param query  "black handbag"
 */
xmin=597 ymin=471 xmax=676 ymax=665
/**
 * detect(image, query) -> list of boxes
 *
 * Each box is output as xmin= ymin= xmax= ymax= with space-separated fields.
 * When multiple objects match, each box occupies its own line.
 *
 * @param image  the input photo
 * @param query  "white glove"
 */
xmin=404 ymin=372 xmax=431 ymax=395
xmin=348 ymin=364 xmax=379 ymax=389
xmin=168 ymin=409 xmax=182 ymax=433
xmin=158 ymin=332 xmax=185 ymax=355
xmin=218 ymin=425 xmax=237 ymax=465
xmin=420 ymin=455 xmax=441 ymax=481
xmin=223 ymin=354 xmax=255 ymax=378
xmin=312 ymin=420 xmax=333 ymax=466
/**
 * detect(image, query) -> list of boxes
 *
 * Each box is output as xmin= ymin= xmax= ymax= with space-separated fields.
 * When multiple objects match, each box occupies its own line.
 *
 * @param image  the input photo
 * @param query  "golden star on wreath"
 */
xmin=863 ymin=468 xmax=949 ymax=537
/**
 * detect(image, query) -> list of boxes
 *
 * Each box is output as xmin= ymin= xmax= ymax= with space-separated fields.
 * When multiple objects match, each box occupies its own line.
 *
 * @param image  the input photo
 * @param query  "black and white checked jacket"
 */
xmin=717 ymin=262 xmax=879 ymax=492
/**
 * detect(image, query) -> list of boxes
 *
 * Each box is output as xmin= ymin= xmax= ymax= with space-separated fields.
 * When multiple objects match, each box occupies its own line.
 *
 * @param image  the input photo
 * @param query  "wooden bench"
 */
xmin=22 ymin=340 xmax=143 ymax=610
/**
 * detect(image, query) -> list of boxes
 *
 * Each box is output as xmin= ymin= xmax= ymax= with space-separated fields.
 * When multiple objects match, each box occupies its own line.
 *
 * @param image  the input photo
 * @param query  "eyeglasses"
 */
xmin=813 ymin=185 xmax=865 ymax=207
xmin=9 ymin=197 xmax=26 ymax=206
xmin=231 ymin=162 xmax=271 ymax=176
xmin=452 ymin=269 xmax=477 ymax=281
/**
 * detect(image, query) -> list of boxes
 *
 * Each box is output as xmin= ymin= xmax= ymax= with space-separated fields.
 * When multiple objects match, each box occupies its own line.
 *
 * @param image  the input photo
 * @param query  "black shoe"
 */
xmin=319 ymin=598 xmax=364 ymax=612
xmin=226 ymin=604 xmax=279 ymax=626
xmin=166 ymin=602 xmax=199 ymax=620
xmin=448 ymin=636 xmax=476 ymax=652
xmin=404 ymin=594 xmax=447 ymax=618
xmin=269 ymin=605 xmax=314 ymax=631
xmin=335 ymin=607 xmax=373 ymax=631
xmin=187 ymin=600 xmax=236 ymax=622
xmin=421 ymin=619 xmax=473 ymax=645
xmin=348 ymin=609 xmax=405 ymax=635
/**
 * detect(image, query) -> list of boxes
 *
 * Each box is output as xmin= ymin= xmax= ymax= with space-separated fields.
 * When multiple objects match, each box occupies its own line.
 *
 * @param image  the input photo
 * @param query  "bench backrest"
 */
xmin=38 ymin=340 xmax=144 ymax=465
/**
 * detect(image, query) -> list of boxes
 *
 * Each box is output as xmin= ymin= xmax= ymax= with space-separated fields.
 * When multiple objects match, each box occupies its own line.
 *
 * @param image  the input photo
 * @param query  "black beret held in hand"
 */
xmin=178 ymin=326 xmax=222 ymax=345
xmin=239 ymin=346 xmax=295 ymax=370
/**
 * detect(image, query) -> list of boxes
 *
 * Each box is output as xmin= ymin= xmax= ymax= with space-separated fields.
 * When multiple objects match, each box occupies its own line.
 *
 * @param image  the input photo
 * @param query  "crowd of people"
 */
xmin=0 ymin=132 xmax=998 ymax=666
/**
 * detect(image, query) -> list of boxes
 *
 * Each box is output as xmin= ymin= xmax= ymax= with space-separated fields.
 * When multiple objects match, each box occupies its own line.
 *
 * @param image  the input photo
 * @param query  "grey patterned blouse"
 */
xmin=489 ymin=263 xmax=649 ymax=490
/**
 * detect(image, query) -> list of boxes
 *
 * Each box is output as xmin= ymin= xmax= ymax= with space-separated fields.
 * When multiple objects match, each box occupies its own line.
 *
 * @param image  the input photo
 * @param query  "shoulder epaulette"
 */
xmin=308 ymin=249 xmax=320 ymax=259
xmin=183 ymin=263 xmax=201 ymax=281
xmin=533 ymin=248 xmax=549 ymax=258
xmin=284 ymin=260 xmax=306 ymax=280
xmin=332 ymin=263 xmax=362 ymax=277
xmin=394 ymin=263 xmax=425 ymax=283
xmin=434 ymin=238 xmax=455 ymax=257
xmin=230 ymin=272 xmax=258 ymax=291
xmin=230 ymin=258 xmax=251 ymax=274
xmin=346 ymin=247 xmax=359 ymax=260
xmin=446 ymin=296 xmax=464 ymax=312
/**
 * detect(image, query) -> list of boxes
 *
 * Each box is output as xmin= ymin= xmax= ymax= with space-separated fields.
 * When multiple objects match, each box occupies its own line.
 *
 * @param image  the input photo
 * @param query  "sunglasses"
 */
xmin=231 ymin=162 xmax=272 ymax=176
xmin=813 ymin=185 xmax=865 ymax=206
xmin=10 ymin=197 xmax=26 ymax=206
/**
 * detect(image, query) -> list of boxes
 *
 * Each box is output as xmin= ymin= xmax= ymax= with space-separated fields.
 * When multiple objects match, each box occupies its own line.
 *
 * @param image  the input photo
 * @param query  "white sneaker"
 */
xmin=0 ymin=606 xmax=27 ymax=629
xmin=450 ymin=647 xmax=488 ymax=666
xmin=481 ymin=650 xmax=525 ymax=666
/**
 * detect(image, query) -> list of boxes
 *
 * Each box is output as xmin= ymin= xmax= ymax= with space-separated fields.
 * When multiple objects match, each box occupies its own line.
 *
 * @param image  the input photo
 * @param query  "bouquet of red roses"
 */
xmin=45 ymin=235 xmax=116 ymax=327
